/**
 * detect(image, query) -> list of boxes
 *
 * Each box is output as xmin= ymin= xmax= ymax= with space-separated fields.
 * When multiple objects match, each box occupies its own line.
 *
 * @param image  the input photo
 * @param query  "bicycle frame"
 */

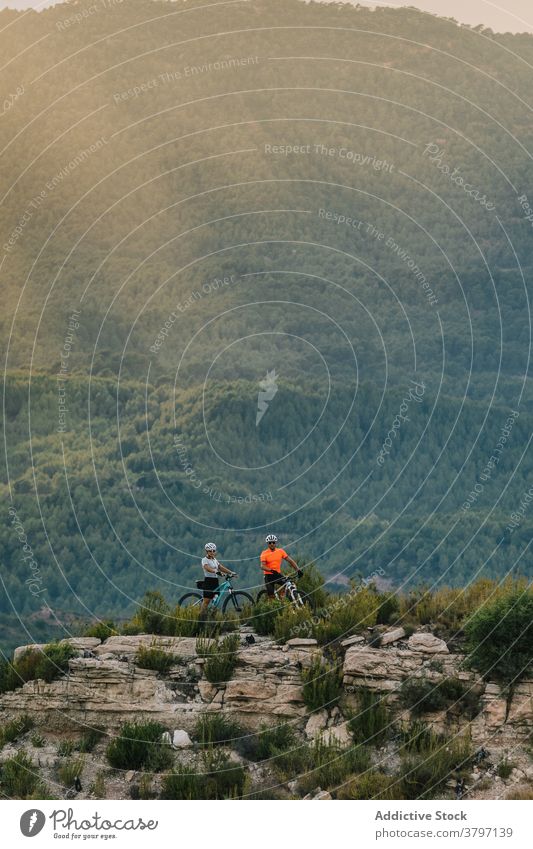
xmin=207 ymin=577 xmax=234 ymax=610
xmin=270 ymin=575 xmax=298 ymax=603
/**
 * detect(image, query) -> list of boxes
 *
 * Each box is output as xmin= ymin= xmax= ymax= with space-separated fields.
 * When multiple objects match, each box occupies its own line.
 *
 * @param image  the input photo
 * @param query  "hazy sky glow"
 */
xmin=1 ymin=0 xmax=532 ymax=34
xmin=337 ymin=0 xmax=533 ymax=33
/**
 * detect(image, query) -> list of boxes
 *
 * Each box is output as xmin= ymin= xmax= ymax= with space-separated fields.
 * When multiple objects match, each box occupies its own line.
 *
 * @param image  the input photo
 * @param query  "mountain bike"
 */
xmin=256 ymin=572 xmax=306 ymax=607
xmin=178 ymin=573 xmax=254 ymax=613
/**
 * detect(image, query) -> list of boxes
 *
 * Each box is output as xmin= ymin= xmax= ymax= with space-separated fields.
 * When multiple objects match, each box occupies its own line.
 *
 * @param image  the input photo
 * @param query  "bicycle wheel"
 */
xmin=178 ymin=592 xmax=202 ymax=608
xmin=222 ymin=591 xmax=254 ymax=613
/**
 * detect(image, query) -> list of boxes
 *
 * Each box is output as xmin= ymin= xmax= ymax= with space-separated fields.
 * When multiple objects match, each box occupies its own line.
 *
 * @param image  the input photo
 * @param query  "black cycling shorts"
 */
xmin=264 ymin=571 xmax=284 ymax=597
xmin=202 ymin=577 xmax=219 ymax=599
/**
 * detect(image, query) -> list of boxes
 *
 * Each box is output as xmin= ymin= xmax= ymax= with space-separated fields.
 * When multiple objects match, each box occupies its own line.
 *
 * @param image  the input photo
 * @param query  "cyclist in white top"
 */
xmin=201 ymin=542 xmax=235 ymax=611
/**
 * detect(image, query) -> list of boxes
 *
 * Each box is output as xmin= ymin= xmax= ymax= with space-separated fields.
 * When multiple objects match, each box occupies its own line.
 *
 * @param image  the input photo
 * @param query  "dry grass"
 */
xmin=505 ymin=784 xmax=533 ymax=800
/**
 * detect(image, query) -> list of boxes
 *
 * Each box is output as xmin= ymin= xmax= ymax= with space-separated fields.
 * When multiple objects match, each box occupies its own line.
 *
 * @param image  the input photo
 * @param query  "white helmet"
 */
xmin=204 ymin=542 xmax=217 ymax=552
xmin=265 ymin=534 xmax=278 ymax=543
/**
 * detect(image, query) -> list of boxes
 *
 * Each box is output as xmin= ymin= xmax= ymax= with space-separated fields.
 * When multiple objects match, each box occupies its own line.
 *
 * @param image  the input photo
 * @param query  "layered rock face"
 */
xmin=0 ymin=634 xmax=315 ymax=731
xmin=343 ymin=638 xmax=532 ymax=746
xmin=1 ymin=631 xmax=531 ymax=748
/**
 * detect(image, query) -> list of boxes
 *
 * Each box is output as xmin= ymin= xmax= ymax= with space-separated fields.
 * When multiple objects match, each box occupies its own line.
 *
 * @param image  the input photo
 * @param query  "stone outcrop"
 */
xmin=380 ymin=627 xmax=406 ymax=646
xmin=13 ymin=638 xmax=101 ymax=662
xmin=162 ymin=730 xmax=192 ymax=748
xmin=305 ymin=710 xmax=328 ymax=738
xmin=342 ymin=641 xmax=533 ymax=747
xmin=93 ymin=635 xmax=207 ymax=661
xmin=407 ymin=633 xmax=449 ymax=653
xmin=471 ymin=679 xmax=533 ymax=740
xmin=343 ymin=644 xmax=462 ymax=692
xmin=0 ymin=634 xmax=314 ymax=730
xmin=1 ymin=630 xmax=532 ymax=752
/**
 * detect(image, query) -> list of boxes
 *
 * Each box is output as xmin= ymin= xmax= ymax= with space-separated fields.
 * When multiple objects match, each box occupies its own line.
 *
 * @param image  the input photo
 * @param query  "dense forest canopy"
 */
xmin=1 ymin=0 xmax=532 ymax=651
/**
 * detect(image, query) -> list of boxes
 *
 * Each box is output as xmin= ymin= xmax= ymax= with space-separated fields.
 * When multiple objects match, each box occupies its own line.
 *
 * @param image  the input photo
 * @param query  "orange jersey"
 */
xmin=260 ymin=547 xmax=288 ymax=573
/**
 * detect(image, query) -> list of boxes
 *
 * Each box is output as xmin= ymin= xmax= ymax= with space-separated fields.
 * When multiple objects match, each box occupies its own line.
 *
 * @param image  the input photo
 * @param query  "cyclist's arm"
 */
xmin=283 ymin=554 xmax=300 ymax=573
xmin=217 ymin=563 xmax=235 ymax=576
xmin=260 ymin=558 xmax=270 ymax=572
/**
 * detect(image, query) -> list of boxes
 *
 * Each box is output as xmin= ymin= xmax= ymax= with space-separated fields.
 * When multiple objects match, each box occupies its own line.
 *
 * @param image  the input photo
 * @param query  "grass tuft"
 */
xmin=301 ymin=654 xmax=343 ymax=711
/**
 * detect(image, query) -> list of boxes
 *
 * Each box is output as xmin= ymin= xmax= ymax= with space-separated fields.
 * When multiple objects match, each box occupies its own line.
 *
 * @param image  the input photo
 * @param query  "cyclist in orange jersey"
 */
xmin=260 ymin=534 xmax=301 ymax=598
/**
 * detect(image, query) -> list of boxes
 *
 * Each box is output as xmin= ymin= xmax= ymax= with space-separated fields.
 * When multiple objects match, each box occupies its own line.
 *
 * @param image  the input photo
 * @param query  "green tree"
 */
xmin=465 ymin=590 xmax=533 ymax=685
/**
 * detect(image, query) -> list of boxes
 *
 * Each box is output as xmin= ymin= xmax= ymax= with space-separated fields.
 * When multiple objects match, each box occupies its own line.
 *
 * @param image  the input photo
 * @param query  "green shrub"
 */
xmin=399 ymin=579 xmax=511 ymax=633
xmin=497 ymin=758 xmax=516 ymax=779
xmin=0 ymin=714 xmax=33 ymax=746
xmin=90 ymin=771 xmax=106 ymax=798
xmin=58 ymin=756 xmax=84 ymax=787
xmin=170 ymin=605 xmax=197 ymax=637
xmin=219 ymin=612 xmax=239 ymax=633
xmin=301 ymin=655 xmax=343 ymax=711
xmin=400 ymin=677 xmax=447 ymax=715
xmin=132 ymin=591 xmax=173 ymax=635
xmin=194 ymin=713 xmax=242 ymax=748
xmin=399 ymin=720 xmax=443 ymax=754
xmin=315 ymin=588 xmax=380 ymax=644
xmin=31 ymin=733 xmax=45 ymax=748
xmin=234 ymin=722 xmax=297 ymax=761
xmin=196 ymin=636 xmax=216 ymax=658
xmin=438 ymin=677 xmax=481 ymax=718
xmin=198 ymin=633 xmax=240 ymax=684
xmin=144 ymin=741 xmax=175 ymax=773
xmin=1 ymin=750 xmax=43 ymax=798
xmin=106 ymin=721 xmax=172 ymax=771
xmin=83 ymin=621 xmax=118 ymax=640
xmin=120 ymin=621 xmax=142 ymax=636
xmin=1 ymin=643 xmax=76 ymax=692
xmin=128 ymin=595 xmax=236 ymax=641
xmin=26 ymin=643 xmax=76 ymax=683
xmin=130 ymin=774 xmax=157 ymax=799
xmin=245 ymin=787 xmax=292 ymax=800
xmin=298 ymin=738 xmax=371 ymax=793
xmin=274 ymin=605 xmax=315 ymax=643
xmin=249 ymin=598 xmax=285 ymax=636
xmin=37 ymin=642 xmax=76 ymax=682
xmin=338 ymin=770 xmax=400 ymax=800
xmin=400 ymin=676 xmax=480 ymax=718
xmin=57 ymin=739 xmax=75 ymax=757
xmin=399 ymin=733 xmax=471 ymax=799
xmin=171 ymin=607 xmax=237 ymax=638
xmin=348 ymin=689 xmax=390 ymax=746
xmin=135 ymin=645 xmax=178 ymax=673
xmin=272 ymin=746 xmax=313 ymax=780
xmin=161 ymin=765 xmax=200 ymax=799
xmin=0 ymin=659 xmax=12 ymax=693
xmin=161 ymin=749 xmax=246 ymax=799
xmin=376 ymin=593 xmax=401 ymax=625
xmin=297 ymin=563 xmax=328 ymax=611
xmin=140 ymin=774 xmax=156 ymax=799
xmin=201 ymin=747 xmax=247 ymax=798
xmin=77 ymin=726 xmax=105 ymax=753
xmin=465 ymin=590 xmax=533 ymax=684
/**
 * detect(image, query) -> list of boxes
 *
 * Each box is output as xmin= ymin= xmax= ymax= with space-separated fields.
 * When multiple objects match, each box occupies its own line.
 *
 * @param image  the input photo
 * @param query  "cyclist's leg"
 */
xmin=264 ymin=571 xmax=278 ymax=600
xmin=202 ymin=577 xmax=219 ymax=611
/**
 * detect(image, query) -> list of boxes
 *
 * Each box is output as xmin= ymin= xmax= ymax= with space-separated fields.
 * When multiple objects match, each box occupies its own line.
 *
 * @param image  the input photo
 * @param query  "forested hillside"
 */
xmin=2 ymin=0 xmax=533 ymax=649
xmin=1 ymin=0 xmax=532 ymax=401
xmin=2 ymin=373 xmax=532 ymax=634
